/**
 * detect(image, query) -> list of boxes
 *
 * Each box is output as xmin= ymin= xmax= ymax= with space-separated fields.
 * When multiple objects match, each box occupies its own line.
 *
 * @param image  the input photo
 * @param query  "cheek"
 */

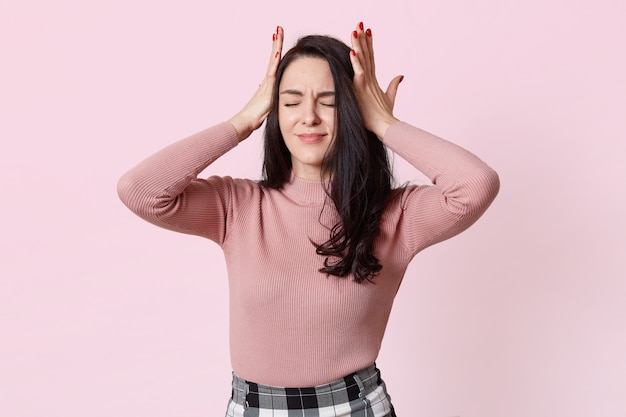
xmin=277 ymin=109 xmax=289 ymax=136
xmin=277 ymin=108 xmax=294 ymax=126
xmin=324 ymin=111 xmax=336 ymax=134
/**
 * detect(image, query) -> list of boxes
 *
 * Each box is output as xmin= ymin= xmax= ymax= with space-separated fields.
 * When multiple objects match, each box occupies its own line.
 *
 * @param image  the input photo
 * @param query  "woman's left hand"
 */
xmin=349 ymin=22 xmax=403 ymax=140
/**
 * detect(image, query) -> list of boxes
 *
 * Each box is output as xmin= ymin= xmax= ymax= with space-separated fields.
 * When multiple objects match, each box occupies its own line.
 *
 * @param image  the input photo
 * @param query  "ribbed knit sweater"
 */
xmin=117 ymin=121 xmax=500 ymax=387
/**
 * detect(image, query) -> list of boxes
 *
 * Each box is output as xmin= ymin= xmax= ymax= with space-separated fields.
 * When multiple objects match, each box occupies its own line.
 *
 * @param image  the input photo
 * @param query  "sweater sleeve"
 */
xmin=383 ymin=121 xmax=500 ymax=254
xmin=116 ymin=122 xmax=240 ymax=244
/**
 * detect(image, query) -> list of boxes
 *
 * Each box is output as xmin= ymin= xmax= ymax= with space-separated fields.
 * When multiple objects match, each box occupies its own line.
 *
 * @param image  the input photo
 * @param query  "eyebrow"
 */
xmin=279 ymin=89 xmax=335 ymax=98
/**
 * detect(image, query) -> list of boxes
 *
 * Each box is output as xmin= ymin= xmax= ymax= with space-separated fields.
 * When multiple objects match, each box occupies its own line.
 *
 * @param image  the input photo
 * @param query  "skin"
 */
xmin=228 ymin=22 xmax=403 ymax=178
xmin=277 ymin=57 xmax=336 ymax=180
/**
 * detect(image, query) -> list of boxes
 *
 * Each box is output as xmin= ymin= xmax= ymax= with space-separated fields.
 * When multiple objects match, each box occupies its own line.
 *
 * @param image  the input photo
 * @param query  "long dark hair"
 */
xmin=261 ymin=35 xmax=393 ymax=283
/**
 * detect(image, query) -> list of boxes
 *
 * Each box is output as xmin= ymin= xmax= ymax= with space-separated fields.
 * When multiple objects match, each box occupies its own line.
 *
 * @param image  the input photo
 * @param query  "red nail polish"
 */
xmin=359 ymin=22 xmax=364 ymax=31
xmin=366 ymin=28 xmax=371 ymax=37
xmin=351 ymin=49 xmax=356 ymax=56
xmin=272 ymin=33 xmax=276 ymax=41
xmin=276 ymin=26 xmax=279 ymax=33
xmin=399 ymin=75 xmax=404 ymax=83
xmin=353 ymin=30 xmax=358 ymax=38
xmin=275 ymin=51 xmax=280 ymax=58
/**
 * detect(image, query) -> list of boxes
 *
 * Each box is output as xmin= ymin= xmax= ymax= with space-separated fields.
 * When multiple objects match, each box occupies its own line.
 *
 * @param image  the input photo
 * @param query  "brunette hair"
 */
xmin=261 ymin=35 xmax=393 ymax=283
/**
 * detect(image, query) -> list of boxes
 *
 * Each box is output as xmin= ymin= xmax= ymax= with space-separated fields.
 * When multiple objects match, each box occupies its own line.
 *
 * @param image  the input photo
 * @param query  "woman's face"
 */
xmin=278 ymin=56 xmax=336 ymax=180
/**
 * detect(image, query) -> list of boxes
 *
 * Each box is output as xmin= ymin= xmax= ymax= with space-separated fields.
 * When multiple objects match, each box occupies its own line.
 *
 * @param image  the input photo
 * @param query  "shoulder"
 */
xmin=204 ymin=175 xmax=262 ymax=196
xmin=386 ymin=183 xmax=429 ymax=211
xmin=203 ymin=176 xmax=288 ymax=211
xmin=379 ymin=185 xmax=422 ymax=232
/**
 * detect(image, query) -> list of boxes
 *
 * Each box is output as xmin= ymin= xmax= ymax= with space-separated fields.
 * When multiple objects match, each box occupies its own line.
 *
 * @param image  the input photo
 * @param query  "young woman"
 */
xmin=118 ymin=22 xmax=500 ymax=417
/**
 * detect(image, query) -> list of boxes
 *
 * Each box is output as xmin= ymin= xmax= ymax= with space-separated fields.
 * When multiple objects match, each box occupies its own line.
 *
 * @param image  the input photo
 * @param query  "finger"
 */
xmin=385 ymin=75 xmax=404 ymax=109
xmin=350 ymin=22 xmax=375 ymax=79
xmin=350 ymin=34 xmax=369 ymax=79
xmin=351 ymin=24 xmax=365 ymax=68
xmin=349 ymin=45 xmax=364 ymax=80
xmin=265 ymin=25 xmax=283 ymax=78
xmin=275 ymin=25 xmax=284 ymax=58
xmin=364 ymin=26 xmax=375 ymax=76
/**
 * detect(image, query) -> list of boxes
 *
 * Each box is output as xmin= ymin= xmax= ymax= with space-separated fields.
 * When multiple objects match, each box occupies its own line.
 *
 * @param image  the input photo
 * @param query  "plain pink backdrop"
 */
xmin=1 ymin=0 xmax=625 ymax=416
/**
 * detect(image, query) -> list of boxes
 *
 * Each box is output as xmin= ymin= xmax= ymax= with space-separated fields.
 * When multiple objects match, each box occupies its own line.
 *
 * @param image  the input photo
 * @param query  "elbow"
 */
xmin=466 ymin=166 xmax=500 ymax=215
xmin=117 ymin=170 xmax=179 ymax=223
xmin=116 ymin=171 xmax=135 ymax=208
xmin=482 ymin=167 xmax=500 ymax=202
xmin=116 ymin=170 xmax=154 ymax=216
xmin=443 ymin=166 xmax=500 ymax=218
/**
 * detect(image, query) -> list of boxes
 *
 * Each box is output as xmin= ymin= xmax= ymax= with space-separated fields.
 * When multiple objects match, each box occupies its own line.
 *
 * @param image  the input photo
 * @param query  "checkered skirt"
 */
xmin=225 ymin=364 xmax=396 ymax=417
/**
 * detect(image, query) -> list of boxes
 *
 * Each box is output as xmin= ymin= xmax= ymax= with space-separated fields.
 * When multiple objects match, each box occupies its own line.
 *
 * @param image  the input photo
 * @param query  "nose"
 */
xmin=301 ymin=100 xmax=320 ymax=126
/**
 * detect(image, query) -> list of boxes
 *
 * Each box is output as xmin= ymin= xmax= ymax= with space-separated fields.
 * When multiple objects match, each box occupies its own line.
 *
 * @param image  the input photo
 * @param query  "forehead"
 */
xmin=279 ymin=56 xmax=334 ymax=89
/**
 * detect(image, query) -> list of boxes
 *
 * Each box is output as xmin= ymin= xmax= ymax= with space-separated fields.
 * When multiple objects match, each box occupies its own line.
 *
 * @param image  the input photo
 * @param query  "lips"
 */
xmin=297 ymin=133 xmax=326 ymax=143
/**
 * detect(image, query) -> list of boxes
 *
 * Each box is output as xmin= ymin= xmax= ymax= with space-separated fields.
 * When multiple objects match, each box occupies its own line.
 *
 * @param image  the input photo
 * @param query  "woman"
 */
xmin=118 ymin=22 xmax=500 ymax=417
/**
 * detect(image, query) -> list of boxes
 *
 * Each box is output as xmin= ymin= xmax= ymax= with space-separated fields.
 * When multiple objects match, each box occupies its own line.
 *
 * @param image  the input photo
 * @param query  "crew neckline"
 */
xmin=280 ymin=173 xmax=330 ymax=206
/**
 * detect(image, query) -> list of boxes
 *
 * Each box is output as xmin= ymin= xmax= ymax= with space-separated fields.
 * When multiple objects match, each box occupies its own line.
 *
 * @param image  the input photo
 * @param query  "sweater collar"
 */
xmin=281 ymin=172 xmax=330 ymax=206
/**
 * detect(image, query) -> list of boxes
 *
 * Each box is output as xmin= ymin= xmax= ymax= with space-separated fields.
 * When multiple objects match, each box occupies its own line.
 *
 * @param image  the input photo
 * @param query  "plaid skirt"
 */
xmin=225 ymin=363 xmax=396 ymax=417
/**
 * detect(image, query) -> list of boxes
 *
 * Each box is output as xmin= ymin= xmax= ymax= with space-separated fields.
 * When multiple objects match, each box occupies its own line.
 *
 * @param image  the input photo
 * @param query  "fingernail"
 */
xmin=359 ymin=22 xmax=364 ymax=31
xmin=366 ymin=28 xmax=371 ymax=37
xmin=351 ymin=49 xmax=356 ymax=56
xmin=276 ymin=26 xmax=279 ymax=33
xmin=353 ymin=30 xmax=358 ymax=39
xmin=272 ymin=33 xmax=276 ymax=41
xmin=399 ymin=75 xmax=404 ymax=83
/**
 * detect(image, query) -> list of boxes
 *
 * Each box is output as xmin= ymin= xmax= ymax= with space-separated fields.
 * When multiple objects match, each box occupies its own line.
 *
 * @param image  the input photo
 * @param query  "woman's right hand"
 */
xmin=228 ymin=26 xmax=284 ymax=142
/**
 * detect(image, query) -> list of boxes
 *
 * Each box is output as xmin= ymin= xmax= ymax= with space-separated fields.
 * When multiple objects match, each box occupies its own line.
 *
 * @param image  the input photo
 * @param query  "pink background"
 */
xmin=1 ymin=0 xmax=625 ymax=416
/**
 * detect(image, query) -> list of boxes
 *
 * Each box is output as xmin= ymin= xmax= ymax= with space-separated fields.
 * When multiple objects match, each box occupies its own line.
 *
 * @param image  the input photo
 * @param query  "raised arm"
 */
xmin=117 ymin=26 xmax=284 ymax=241
xmin=384 ymin=121 xmax=500 ymax=253
xmin=349 ymin=21 xmax=499 ymax=252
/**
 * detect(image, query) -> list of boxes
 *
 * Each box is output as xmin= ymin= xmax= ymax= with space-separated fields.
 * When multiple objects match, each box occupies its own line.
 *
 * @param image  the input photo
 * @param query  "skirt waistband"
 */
xmin=231 ymin=364 xmax=382 ymax=410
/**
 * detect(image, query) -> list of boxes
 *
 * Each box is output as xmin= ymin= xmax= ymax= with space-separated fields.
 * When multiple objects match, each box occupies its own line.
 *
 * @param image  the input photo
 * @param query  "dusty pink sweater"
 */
xmin=117 ymin=121 xmax=499 ymax=387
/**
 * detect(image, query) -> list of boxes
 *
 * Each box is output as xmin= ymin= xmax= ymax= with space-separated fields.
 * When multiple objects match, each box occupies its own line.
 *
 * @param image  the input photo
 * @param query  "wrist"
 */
xmin=227 ymin=113 xmax=254 ymax=142
xmin=372 ymin=116 xmax=400 ymax=141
